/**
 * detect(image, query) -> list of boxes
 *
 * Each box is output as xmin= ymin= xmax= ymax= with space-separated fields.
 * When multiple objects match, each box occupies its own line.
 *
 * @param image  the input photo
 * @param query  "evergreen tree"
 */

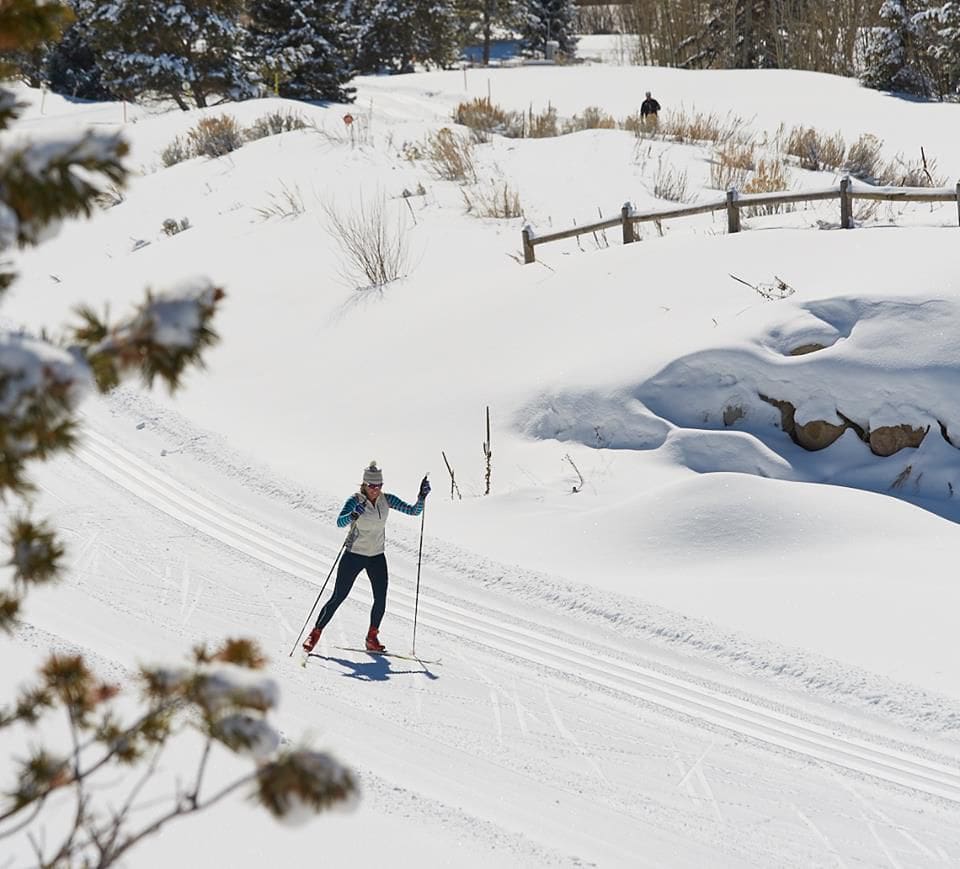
xmin=246 ymin=0 xmax=356 ymax=102
xmin=862 ymin=0 xmax=932 ymax=96
xmin=917 ymin=2 xmax=960 ymax=98
xmin=351 ymin=0 xmax=459 ymax=74
xmin=456 ymin=0 xmax=523 ymax=65
xmin=519 ymin=0 xmax=578 ymax=58
xmin=78 ymin=0 xmax=256 ymax=109
xmin=1 ymin=3 xmax=355 ymax=863
xmin=45 ymin=16 xmax=115 ymax=100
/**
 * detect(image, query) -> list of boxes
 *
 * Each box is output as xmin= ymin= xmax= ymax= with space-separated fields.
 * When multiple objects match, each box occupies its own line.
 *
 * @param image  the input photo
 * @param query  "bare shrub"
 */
xmin=161 ymin=135 xmax=191 ymax=167
xmin=254 ymin=182 xmax=306 ymax=220
xmin=245 ymin=109 xmax=309 ymax=142
xmin=323 ymin=196 xmax=411 ymax=287
xmin=877 ymin=149 xmax=946 ymax=187
xmin=652 ymin=156 xmax=691 ymax=202
xmin=425 ymin=128 xmax=476 ymax=182
xmin=786 ymin=126 xmax=845 ymax=171
xmin=563 ymin=106 xmax=617 ymax=133
xmin=162 ymin=217 xmax=191 ymax=236
xmin=462 ymin=179 xmax=523 ymax=218
xmin=453 ymin=98 xmax=521 ymax=142
xmin=187 ymin=115 xmax=244 ymax=158
xmin=709 ymin=142 xmax=754 ymax=190
xmin=843 ymin=133 xmax=883 ymax=183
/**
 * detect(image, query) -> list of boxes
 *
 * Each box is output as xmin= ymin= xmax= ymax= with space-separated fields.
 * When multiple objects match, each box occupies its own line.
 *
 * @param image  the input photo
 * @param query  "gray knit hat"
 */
xmin=362 ymin=461 xmax=383 ymax=486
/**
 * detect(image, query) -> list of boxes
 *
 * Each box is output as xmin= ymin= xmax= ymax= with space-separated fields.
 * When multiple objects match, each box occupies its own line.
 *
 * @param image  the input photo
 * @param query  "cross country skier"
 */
xmin=302 ymin=461 xmax=431 ymax=654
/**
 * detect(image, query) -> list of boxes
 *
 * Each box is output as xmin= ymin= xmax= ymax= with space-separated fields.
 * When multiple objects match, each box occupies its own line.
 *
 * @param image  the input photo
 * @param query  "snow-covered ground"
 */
xmin=4 ymin=51 xmax=960 ymax=867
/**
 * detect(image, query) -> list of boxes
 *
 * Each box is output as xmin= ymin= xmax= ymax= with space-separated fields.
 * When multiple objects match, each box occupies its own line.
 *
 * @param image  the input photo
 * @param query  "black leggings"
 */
xmin=315 ymin=551 xmax=389 ymax=631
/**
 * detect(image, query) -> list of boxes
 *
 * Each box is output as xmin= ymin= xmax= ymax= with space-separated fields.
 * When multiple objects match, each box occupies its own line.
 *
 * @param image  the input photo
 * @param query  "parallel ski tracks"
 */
xmin=75 ymin=428 xmax=960 ymax=804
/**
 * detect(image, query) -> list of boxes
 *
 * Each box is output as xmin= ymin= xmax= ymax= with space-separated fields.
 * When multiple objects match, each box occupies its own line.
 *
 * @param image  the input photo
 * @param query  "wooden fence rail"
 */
xmin=521 ymin=176 xmax=960 ymax=264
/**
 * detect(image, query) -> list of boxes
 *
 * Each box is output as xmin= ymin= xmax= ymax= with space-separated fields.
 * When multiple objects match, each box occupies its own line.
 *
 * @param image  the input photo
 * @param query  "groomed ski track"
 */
xmin=74 ymin=425 xmax=960 ymax=807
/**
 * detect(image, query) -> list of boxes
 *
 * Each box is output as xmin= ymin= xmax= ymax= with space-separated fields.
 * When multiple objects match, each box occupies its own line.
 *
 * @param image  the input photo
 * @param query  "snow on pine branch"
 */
xmin=79 ymin=277 xmax=225 ymax=392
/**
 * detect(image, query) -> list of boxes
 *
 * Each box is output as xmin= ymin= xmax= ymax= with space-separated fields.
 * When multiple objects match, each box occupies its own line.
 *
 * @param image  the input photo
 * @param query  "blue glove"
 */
xmin=350 ymin=500 xmax=365 ymax=520
xmin=418 ymin=477 xmax=431 ymax=500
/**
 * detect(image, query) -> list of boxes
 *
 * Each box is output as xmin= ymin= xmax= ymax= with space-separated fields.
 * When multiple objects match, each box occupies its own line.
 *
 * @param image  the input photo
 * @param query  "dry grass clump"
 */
xmin=462 ymin=180 xmax=523 ymax=218
xmin=658 ymin=108 xmax=749 ymax=145
xmin=652 ymin=156 xmax=692 ymax=203
xmin=254 ymin=182 xmax=306 ymax=221
xmin=245 ymin=109 xmax=309 ymax=142
xmin=562 ymin=106 xmax=617 ymax=133
xmin=842 ymin=133 xmax=884 ymax=183
xmin=425 ymin=128 xmax=476 ymax=182
xmin=742 ymin=160 xmax=792 ymax=216
xmin=784 ymin=126 xmax=845 ymax=171
xmin=527 ymin=105 xmax=559 ymax=138
xmin=709 ymin=142 xmax=755 ymax=189
xmin=454 ymin=98 xmax=523 ymax=142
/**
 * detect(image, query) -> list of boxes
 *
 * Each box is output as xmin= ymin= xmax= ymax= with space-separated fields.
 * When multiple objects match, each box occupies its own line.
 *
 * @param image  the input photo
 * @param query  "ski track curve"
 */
xmin=73 ymin=427 xmax=960 ymax=806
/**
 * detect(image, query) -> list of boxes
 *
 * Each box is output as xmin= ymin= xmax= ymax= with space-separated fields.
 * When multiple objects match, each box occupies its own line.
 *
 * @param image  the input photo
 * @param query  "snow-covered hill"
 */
xmin=4 ymin=59 xmax=960 ymax=866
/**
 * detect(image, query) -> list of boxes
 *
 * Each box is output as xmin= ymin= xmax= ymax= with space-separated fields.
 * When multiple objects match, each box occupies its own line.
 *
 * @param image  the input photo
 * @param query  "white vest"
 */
xmin=346 ymin=493 xmax=391 ymax=556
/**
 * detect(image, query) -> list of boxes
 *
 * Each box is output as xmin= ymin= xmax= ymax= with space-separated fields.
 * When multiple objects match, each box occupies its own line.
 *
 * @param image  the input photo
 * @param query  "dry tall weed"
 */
xmin=453 ymin=98 xmax=522 ymax=142
xmin=659 ymin=108 xmax=750 ymax=145
xmin=563 ymin=106 xmax=617 ymax=133
xmin=709 ymin=142 xmax=755 ymax=189
xmin=843 ymin=133 xmax=883 ymax=182
xmin=652 ymin=156 xmax=692 ymax=202
xmin=462 ymin=180 xmax=523 ymax=218
xmin=743 ymin=160 xmax=792 ymax=215
xmin=785 ymin=126 xmax=845 ymax=171
xmin=527 ymin=105 xmax=559 ymax=138
xmin=425 ymin=128 xmax=476 ymax=182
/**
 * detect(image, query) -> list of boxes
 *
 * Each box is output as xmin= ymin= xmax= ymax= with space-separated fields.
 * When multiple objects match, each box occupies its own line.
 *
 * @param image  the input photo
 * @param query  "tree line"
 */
xmin=2 ymin=0 xmax=581 ymax=109
xmin=575 ymin=1 xmax=960 ymax=100
xmin=6 ymin=2 xmax=959 ymax=111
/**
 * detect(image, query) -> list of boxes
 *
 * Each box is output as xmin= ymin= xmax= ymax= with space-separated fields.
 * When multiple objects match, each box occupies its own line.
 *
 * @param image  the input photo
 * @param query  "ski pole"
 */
xmin=411 ymin=489 xmax=427 ymax=657
xmin=288 ymin=536 xmax=348 ymax=657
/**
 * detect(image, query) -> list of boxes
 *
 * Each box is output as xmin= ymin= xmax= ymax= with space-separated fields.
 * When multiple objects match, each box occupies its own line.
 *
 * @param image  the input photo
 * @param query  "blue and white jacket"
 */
xmin=337 ymin=492 xmax=423 ymax=556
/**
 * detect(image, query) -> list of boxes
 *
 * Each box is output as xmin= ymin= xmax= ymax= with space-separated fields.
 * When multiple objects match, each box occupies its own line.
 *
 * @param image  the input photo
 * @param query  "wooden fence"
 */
xmin=521 ymin=176 xmax=960 ymax=264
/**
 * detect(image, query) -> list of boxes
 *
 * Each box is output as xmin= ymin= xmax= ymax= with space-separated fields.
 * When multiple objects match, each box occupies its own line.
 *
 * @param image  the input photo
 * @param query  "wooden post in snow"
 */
xmin=726 ymin=188 xmax=740 ymax=234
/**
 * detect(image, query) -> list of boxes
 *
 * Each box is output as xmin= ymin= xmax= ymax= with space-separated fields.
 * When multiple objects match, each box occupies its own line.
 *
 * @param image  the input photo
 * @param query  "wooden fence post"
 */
xmin=522 ymin=226 xmax=535 ymax=264
xmin=726 ymin=188 xmax=740 ymax=233
xmin=621 ymin=202 xmax=636 ymax=244
xmin=956 ymin=180 xmax=960 ymax=227
xmin=840 ymin=176 xmax=852 ymax=229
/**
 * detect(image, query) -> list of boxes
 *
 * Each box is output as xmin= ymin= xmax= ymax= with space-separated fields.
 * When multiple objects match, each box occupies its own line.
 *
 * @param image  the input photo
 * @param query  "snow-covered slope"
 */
xmin=4 ymin=60 xmax=960 ymax=866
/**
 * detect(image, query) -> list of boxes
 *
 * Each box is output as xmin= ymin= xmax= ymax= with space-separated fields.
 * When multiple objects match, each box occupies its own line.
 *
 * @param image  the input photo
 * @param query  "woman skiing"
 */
xmin=302 ymin=461 xmax=430 ymax=654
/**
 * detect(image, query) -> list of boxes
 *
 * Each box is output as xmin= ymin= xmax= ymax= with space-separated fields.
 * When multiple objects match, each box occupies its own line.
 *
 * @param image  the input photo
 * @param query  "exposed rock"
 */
xmin=795 ymin=418 xmax=847 ymax=451
xmin=758 ymin=394 xmax=796 ymax=437
xmin=788 ymin=343 xmax=826 ymax=356
xmin=869 ymin=424 xmax=928 ymax=457
xmin=723 ymin=405 xmax=744 ymax=426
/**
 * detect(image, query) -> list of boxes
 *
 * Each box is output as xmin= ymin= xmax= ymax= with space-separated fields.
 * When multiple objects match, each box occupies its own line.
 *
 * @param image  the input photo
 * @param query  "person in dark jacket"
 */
xmin=640 ymin=91 xmax=661 ymax=132
xmin=302 ymin=461 xmax=430 ymax=654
